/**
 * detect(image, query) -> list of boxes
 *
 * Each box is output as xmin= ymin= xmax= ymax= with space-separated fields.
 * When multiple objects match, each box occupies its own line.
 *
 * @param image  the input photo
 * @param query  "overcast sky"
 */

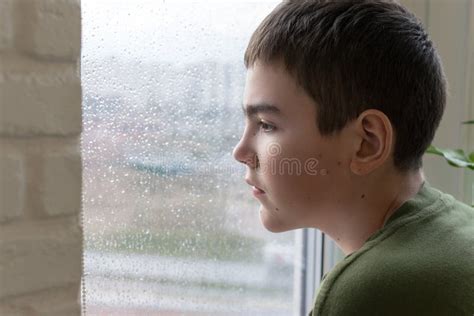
xmin=82 ymin=0 xmax=279 ymax=63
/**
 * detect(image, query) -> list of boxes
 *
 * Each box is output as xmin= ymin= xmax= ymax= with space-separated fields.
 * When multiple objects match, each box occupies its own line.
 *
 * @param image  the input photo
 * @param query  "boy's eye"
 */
xmin=257 ymin=120 xmax=276 ymax=132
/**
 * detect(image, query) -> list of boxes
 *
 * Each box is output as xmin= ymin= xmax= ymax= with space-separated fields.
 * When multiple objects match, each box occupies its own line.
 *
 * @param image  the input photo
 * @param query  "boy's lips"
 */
xmin=245 ymin=178 xmax=266 ymax=195
xmin=252 ymin=186 xmax=266 ymax=196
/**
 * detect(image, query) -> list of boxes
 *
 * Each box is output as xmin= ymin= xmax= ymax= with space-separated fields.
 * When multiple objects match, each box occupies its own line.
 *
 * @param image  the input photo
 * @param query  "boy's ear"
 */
xmin=349 ymin=109 xmax=393 ymax=175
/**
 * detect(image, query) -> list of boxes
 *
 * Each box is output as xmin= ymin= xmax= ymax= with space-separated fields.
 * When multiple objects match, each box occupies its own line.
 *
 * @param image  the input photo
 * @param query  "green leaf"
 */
xmin=426 ymin=145 xmax=444 ymax=156
xmin=469 ymin=151 xmax=474 ymax=162
xmin=426 ymin=145 xmax=474 ymax=170
xmin=461 ymin=120 xmax=474 ymax=125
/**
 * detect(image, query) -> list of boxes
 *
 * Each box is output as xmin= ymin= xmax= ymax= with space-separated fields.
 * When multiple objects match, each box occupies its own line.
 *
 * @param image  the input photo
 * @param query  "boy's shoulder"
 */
xmin=313 ymin=184 xmax=474 ymax=315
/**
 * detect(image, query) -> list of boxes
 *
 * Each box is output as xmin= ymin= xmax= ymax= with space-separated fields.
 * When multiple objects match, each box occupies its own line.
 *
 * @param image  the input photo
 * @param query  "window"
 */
xmin=82 ymin=1 xmax=472 ymax=315
xmin=81 ymin=1 xmax=316 ymax=315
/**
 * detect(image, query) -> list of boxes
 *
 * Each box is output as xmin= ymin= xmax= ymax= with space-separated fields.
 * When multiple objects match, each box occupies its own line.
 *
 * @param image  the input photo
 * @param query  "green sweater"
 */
xmin=310 ymin=181 xmax=474 ymax=316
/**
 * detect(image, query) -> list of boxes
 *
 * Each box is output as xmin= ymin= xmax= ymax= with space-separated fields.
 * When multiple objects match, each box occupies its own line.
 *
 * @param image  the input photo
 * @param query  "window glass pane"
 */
xmin=82 ymin=1 xmax=299 ymax=315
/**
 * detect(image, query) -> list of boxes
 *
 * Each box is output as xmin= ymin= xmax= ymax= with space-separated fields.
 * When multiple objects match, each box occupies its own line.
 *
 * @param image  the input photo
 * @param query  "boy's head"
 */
xmin=233 ymin=0 xmax=446 ymax=233
xmin=244 ymin=0 xmax=446 ymax=171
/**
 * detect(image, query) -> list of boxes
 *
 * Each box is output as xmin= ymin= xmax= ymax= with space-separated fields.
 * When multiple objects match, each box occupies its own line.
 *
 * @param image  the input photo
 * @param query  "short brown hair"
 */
xmin=245 ymin=0 xmax=446 ymax=172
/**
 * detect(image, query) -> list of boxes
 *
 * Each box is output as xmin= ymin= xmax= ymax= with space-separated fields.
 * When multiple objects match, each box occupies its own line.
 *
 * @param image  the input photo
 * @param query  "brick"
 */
xmin=40 ymin=151 xmax=81 ymax=217
xmin=0 ymin=0 xmax=14 ymax=52
xmin=0 ymin=79 xmax=82 ymax=136
xmin=47 ymin=304 xmax=81 ymax=316
xmin=18 ymin=0 xmax=81 ymax=61
xmin=0 ymin=304 xmax=32 ymax=316
xmin=0 ymin=283 xmax=80 ymax=316
xmin=0 ymin=54 xmax=80 ymax=84
xmin=0 ymin=154 xmax=24 ymax=223
xmin=0 ymin=217 xmax=82 ymax=298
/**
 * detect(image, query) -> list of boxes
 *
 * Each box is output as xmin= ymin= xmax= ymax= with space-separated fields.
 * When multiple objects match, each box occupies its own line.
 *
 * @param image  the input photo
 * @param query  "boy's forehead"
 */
xmin=243 ymin=62 xmax=317 ymax=121
xmin=243 ymin=62 xmax=296 ymax=118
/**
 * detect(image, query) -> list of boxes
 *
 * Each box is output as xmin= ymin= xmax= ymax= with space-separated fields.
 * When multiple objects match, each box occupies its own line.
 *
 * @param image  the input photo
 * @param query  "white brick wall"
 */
xmin=41 ymin=151 xmax=82 ymax=217
xmin=0 ymin=0 xmax=14 ymax=52
xmin=0 ymin=154 xmax=25 ymax=223
xmin=0 ymin=56 xmax=82 ymax=135
xmin=0 ymin=283 xmax=80 ymax=316
xmin=15 ymin=0 xmax=81 ymax=61
xmin=0 ymin=0 xmax=82 ymax=314
xmin=0 ymin=218 xmax=82 ymax=298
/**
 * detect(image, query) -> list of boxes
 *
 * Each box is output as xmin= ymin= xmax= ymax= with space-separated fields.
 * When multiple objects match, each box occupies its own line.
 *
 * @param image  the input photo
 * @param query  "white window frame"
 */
xmin=295 ymin=229 xmax=324 ymax=315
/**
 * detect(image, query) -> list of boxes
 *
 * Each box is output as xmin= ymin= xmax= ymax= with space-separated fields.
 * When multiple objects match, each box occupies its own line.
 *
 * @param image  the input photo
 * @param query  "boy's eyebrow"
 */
xmin=241 ymin=102 xmax=282 ymax=117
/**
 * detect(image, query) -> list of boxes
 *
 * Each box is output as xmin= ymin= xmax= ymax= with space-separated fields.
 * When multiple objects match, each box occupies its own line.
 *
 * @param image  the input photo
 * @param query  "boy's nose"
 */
xmin=233 ymin=138 xmax=258 ymax=169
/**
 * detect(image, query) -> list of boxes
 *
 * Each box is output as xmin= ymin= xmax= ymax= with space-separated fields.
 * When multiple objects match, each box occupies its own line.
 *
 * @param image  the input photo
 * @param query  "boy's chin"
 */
xmin=259 ymin=205 xmax=293 ymax=233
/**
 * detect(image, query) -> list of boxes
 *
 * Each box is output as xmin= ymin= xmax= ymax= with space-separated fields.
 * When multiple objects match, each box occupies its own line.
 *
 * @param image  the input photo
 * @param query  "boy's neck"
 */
xmin=325 ymin=169 xmax=425 ymax=256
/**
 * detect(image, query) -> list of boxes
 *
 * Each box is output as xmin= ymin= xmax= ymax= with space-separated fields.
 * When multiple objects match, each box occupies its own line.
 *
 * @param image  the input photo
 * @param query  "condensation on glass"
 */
xmin=81 ymin=1 xmax=297 ymax=315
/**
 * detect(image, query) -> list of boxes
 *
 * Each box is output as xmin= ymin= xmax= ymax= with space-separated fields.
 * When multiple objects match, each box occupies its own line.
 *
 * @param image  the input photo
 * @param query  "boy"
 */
xmin=232 ymin=0 xmax=474 ymax=315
